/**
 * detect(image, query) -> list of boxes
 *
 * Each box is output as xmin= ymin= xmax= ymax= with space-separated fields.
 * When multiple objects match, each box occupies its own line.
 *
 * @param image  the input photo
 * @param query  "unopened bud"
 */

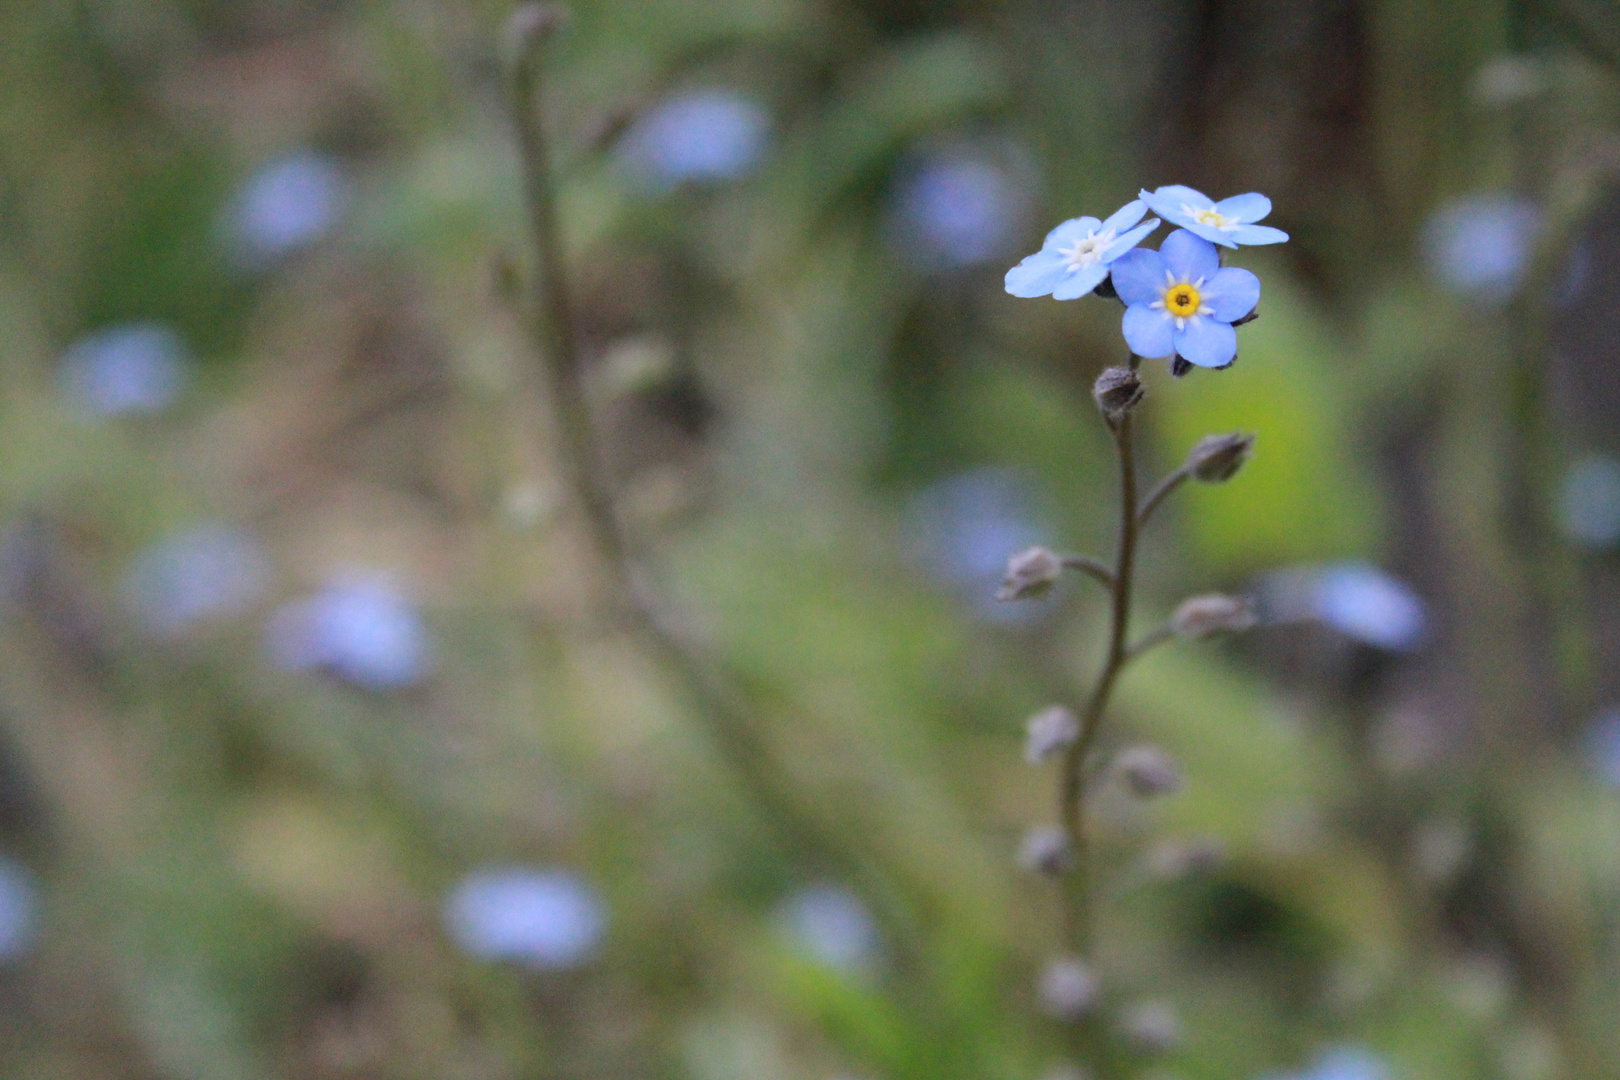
xmin=1037 ymin=956 xmax=1101 ymax=1021
xmin=1024 ymin=705 xmax=1080 ymax=764
xmin=1171 ymin=593 xmax=1256 ymax=638
xmin=1186 ymin=432 xmax=1254 ymax=482
xmin=1112 ymin=744 xmax=1183 ymax=798
xmin=504 ymin=3 xmax=567 ymax=61
xmin=1092 ymin=366 xmax=1143 ymax=417
xmin=1118 ymin=999 xmax=1182 ymax=1053
xmin=997 ymin=546 xmax=1063 ymax=601
xmin=1019 ymin=826 xmax=1073 ymax=875
xmin=1143 ymin=837 xmax=1225 ymax=879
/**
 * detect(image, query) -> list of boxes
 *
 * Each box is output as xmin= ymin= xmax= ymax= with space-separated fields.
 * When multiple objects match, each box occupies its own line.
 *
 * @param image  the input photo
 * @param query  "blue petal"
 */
xmin=1178 ymin=221 xmax=1238 ymax=248
xmin=1173 ymin=316 xmax=1237 ymax=367
xmin=1123 ymin=304 xmax=1174 ymax=358
xmin=1202 ymin=267 xmax=1260 ymax=321
xmin=1228 ymin=222 xmax=1289 ymax=245
xmin=1005 ymin=250 xmax=1069 ymax=297
xmin=1141 ymin=184 xmax=1214 ymax=215
xmin=1160 ymin=229 xmax=1220 ymax=283
xmin=1051 ymin=262 xmax=1109 ymax=300
xmin=1043 ymin=216 xmax=1101 ymax=251
xmin=1214 ymin=192 xmax=1271 ymax=223
xmin=1098 ymin=218 xmax=1160 ymax=264
xmin=1109 ymin=248 xmax=1166 ymax=307
xmin=1100 ymin=199 xmax=1147 ymax=235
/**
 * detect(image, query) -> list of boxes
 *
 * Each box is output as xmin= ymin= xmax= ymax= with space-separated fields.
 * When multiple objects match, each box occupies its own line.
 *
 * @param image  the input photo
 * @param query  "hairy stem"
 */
xmin=1058 ymin=412 xmax=1139 ymax=956
xmin=1137 ymin=466 xmax=1190 ymax=527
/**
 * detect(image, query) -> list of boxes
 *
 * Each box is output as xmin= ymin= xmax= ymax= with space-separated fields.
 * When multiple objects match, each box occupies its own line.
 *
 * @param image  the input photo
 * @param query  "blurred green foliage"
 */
xmin=0 ymin=1 xmax=1618 ymax=1079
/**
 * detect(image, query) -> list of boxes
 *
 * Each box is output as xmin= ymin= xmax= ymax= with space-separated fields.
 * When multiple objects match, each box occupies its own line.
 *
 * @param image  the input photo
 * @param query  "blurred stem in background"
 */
xmin=504 ymin=0 xmax=933 ymax=991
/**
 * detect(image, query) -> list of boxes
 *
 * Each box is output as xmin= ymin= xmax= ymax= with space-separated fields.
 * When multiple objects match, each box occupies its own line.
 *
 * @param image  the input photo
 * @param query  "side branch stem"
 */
xmin=1058 ymin=413 xmax=1139 ymax=955
xmin=1137 ymin=466 xmax=1189 ymax=527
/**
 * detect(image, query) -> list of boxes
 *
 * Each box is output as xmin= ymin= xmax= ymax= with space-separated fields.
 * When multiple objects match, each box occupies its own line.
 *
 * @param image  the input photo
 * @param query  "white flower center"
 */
xmin=1186 ymin=204 xmax=1237 ymax=231
xmin=1058 ymin=227 xmax=1117 ymax=272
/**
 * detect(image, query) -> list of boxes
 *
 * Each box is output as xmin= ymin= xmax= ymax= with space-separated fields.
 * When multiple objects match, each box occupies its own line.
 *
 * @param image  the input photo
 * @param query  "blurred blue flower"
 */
xmin=1305 ymin=1047 xmax=1390 ymax=1080
xmin=1314 ymin=562 xmax=1426 ymax=652
xmin=782 ymin=884 xmax=878 ymax=973
xmin=1586 ymin=708 xmax=1620 ymax=788
xmin=1423 ymin=194 xmax=1540 ymax=301
xmin=1004 ymin=199 xmax=1159 ymax=299
xmin=906 ymin=467 xmax=1048 ymax=621
xmin=1111 ymin=229 xmax=1260 ymax=368
xmin=267 ymin=577 xmax=431 ymax=691
xmin=228 ymin=151 xmax=347 ymax=264
xmin=618 ymin=88 xmax=770 ymax=191
xmin=0 ymin=856 xmax=39 ymax=961
xmin=121 ymin=524 xmax=271 ymax=636
xmin=1556 ymin=454 xmax=1620 ymax=549
xmin=1139 ymin=185 xmax=1289 ymax=248
xmin=893 ymin=146 xmax=1029 ymax=268
xmin=444 ymin=867 xmax=607 ymax=969
xmin=59 ymin=322 xmax=188 ymax=418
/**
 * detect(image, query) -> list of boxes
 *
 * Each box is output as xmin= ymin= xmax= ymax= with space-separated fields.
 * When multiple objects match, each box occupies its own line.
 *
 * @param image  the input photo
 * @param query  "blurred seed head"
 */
xmin=1025 ymin=705 xmax=1080 ymax=764
xmin=1170 ymin=593 xmax=1256 ymax=639
xmin=617 ymin=89 xmax=770 ymax=191
xmin=1143 ymin=837 xmax=1224 ymax=880
xmin=59 ymin=322 xmax=188 ymax=419
xmin=502 ymin=2 xmax=566 ymax=65
xmin=444 ymin=866 xmax=606 ymax=969
xmin=1118 ymin=999 xmax=1182 ymax=1053
xmin=1037 ymin=956 xmax=1100 ymax=1021
xmin=1186 ymin=432 xmax=1254 ymax=483
xmin=1093 ymin=366 xmax=1144 ymax=418
xmin=1018 ymin=826 xmax=1073 ymax=876
xmin=1472 ymin=55 xmax=1545 ymax=107
xmin=1112 ymin=745 xmax=1184 ymax=798
xmin=998 ymin=546 xmax=1063 ymax=601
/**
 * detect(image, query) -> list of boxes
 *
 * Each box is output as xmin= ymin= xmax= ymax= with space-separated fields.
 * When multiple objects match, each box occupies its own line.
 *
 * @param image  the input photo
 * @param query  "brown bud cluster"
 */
xmin=1186 ymin=432 xmax=1255 ymax=483
xmin=997 ymin=546 xmax=1063 ymax=601
xmin=1170 ymin=593 xmax=1257 ymax=639
xmin=1092 ymin=366 xmax=1144 ymax=417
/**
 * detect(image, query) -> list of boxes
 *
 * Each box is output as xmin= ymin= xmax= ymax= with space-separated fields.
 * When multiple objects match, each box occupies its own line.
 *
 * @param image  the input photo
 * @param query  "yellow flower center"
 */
xmin=1189 ymin=205 xmax=1236 ymax=230
xmin=1164 ymin=283 xmax=1202 ymax=317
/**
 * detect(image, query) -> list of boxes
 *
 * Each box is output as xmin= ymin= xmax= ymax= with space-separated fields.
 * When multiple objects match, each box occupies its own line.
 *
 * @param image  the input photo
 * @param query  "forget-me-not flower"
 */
xmin=1140 ymin=185 xmax=1288 ymax=248
xmin=1110 ymin=228 xmax=1260 ymax=368
xmin=1004 ymin=200 xmax=1160 ymax=299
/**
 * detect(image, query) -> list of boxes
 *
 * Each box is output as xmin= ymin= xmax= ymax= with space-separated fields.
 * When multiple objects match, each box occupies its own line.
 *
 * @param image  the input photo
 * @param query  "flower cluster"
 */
xmin=1004 ymin=184 xmax=1286 ymax=372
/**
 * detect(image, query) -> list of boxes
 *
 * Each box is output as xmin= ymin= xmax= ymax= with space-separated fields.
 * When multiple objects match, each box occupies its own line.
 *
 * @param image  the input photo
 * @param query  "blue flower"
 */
xmin=1110 ymin=229 xmax=1260 ymax=368
xmin=1004 ymin=199 xmax=1160 ymax=300
xmin=1139 ymin=185 xmax=1288 ymax=248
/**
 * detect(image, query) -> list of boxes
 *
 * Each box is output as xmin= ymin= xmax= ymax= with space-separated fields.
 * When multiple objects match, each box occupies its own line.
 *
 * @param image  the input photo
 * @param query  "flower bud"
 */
xmin=1092 ymin=366 xmax=1143 ymax=417
xmin=1112 ymin=744 xmax=1183 ymax=798
xmin=1024 ymin=705 xmax=1080 ymax=764
xmin=1186 ymin=432 xmax=1254 ymax=482
xmin=1037 ymin=956 xmax=1101 ymax=1021
xmin=1019 ymin=826 xmax=1073 ymax=876
xmin=997 ymin=546 xmax=1063 ymax=601
xmin=1118 ymin=999 xmax=1182 ymax=1053
xmin=503 ymin=3 xmax=567 ymax=62
xmin=1143 ymin=837 xmax=1224 ymax=880
xmin=1170 ymin=593 xmax=1256 ymax=639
